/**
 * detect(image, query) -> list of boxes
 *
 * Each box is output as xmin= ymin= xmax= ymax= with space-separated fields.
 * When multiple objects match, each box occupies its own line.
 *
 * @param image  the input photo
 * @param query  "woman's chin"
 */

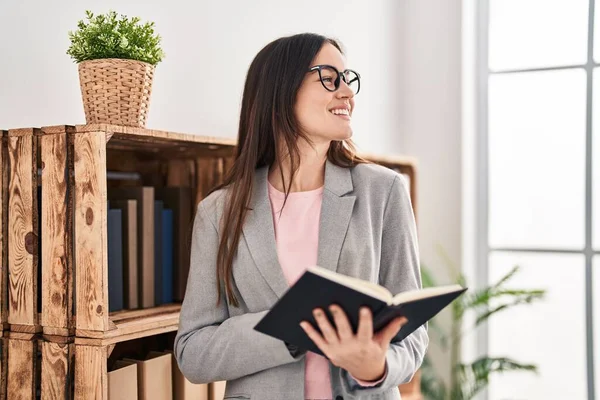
xmin=309 ymin=128 xmax=353 ymax=143
xmin=336 ymin=129 xmax=353 ymax=141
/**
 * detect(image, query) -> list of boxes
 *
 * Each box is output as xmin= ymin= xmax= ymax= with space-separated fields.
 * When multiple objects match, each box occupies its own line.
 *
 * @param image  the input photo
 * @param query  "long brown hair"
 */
xmin=211 ymin=33 xmax=367 ymax=307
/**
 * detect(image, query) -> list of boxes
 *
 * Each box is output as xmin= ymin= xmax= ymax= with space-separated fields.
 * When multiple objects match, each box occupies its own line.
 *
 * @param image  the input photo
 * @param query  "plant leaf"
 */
xmin=419 ymin=357 xmax=447 ymax=400
xmin=459 ymin=282 xmax=545 ymax=320
xmin=420 ymin=264 xmax=437 ymax=288
xmin=66 ymin=9 xmax=165 ymax=65
xmin=474 ymin=290 xmax=545 ymax=326
xmin=455 ymin=357 xmax=537 ymax=399
xmin=492 ymin=265 xmax=520 ymax=288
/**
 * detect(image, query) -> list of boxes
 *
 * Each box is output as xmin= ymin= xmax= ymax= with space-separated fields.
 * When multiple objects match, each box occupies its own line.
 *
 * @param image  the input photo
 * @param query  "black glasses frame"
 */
xmin=308 ymin=64 xmax=361 ymax=94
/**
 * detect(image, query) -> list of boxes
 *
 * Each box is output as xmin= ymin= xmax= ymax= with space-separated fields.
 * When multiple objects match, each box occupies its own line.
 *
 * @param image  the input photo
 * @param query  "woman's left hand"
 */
xmin=299 ymin=305 xmax=408 ymax=382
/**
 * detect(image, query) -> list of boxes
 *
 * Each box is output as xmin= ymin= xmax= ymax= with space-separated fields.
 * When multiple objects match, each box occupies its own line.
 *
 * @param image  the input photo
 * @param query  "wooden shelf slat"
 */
xmin=40 ymin=124 xmax=237 ymax=158
xmin=75 ymin=124 xmax=237 ymax=147
xmin=75 ymin=304 xmax=181 ymax=346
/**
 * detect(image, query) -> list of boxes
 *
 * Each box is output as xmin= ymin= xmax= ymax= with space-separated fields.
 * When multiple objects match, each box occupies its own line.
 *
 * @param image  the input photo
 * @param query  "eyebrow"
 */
xmin=310 ymin=64 xmax=348 ymax=71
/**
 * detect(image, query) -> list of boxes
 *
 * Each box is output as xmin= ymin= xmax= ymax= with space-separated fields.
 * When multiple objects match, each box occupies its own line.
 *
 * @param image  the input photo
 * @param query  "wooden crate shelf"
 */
xmin=0 ymin=123 xmax=418 ymax=400
xmin=34 ymin=125 xmax=236 ymax=338
xmin=75 ymin=304 xmax=180 ymax=346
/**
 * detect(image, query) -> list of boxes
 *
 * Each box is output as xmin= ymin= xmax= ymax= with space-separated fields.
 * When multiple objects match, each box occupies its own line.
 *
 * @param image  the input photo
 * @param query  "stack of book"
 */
xmin=108 ymin=350 xmax=211 ymax=400
xmin=107 ymin=186 xmax=194 ymax=312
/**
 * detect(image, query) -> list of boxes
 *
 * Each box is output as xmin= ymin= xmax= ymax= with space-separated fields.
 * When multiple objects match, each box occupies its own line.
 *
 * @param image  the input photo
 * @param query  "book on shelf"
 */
xmin=109 ymin=199 xmax=139 ymax=309
xmin=167 ymin=351 xmax=209 ymax=400
xmin=107 ymin=207 xmax=124 ymax=312
xmin=210 ymin=381 xmax=226 ymax=400
xmin=155 ymin=187 xmax=193 ymax=301
xmin=154 ymin=200 xmax=164 ymax=306
xmin=123 ymin=352 xmax=172 ymax=400
xmin=108 ymin=187 xmax=155 ymax=308
xmin=161 ymin=208 xmax=174 ymax=304
xmin=108 ymin=360 xmax=138 ymax=400
xmin=153 ymin=201 xmax=175 ymax=305
xmin=254 ymin=265 xmax=467 ymax=357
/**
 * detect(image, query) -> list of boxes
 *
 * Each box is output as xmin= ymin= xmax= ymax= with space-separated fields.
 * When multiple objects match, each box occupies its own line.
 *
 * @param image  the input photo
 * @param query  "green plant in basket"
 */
xmin=67 ymin=10 xmax=165 ymax=65
xmin=420 ymin=246 xmax=546 ymax=400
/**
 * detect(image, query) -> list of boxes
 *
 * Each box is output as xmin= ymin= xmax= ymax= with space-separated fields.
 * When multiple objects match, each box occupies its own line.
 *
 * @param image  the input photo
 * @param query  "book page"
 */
xmin=391 ymin=284 xmax=464 ymax=305
xmin=307 ymin=266 xmax=393 ymax=303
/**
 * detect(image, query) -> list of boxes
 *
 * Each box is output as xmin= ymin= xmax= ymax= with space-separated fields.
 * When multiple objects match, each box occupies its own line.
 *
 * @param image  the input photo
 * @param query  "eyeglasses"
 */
xmin=308 ymin=64 xmax=361 ymax=95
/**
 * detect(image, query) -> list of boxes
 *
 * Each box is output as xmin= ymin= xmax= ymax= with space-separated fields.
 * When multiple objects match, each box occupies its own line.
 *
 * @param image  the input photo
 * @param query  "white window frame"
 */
xmin=463 ymin=1 xmax=597 ymax=399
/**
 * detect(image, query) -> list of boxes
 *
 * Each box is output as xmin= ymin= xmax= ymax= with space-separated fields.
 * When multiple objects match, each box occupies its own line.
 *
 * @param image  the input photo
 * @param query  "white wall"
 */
xmin=0 ymin=0 xmax=405 ymax=157
xmin=0 ymin=0 xmax=464 ymax=387
xmin=399 ymin=0 xmax=463 ymax=386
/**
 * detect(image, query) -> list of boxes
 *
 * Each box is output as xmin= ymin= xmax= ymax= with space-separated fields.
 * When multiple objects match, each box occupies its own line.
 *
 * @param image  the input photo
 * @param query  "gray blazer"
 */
xmin=174 ymin=160 xmax=428 ymax=400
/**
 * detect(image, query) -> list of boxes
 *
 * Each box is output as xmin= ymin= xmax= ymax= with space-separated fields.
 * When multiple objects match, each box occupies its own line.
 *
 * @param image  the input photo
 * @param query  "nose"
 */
xmin=336 ymin=80 xmax=354 ymax=99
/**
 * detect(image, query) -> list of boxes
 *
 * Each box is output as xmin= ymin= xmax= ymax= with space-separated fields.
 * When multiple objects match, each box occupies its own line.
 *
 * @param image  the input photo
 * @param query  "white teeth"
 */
xmin=330 ymin=109 xmax=350 ymax=116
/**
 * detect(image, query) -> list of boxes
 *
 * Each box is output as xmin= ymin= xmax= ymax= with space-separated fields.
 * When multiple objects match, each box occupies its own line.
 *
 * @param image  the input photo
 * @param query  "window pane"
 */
xmin=489 ymin=69 xmax=586 ymax=249
xmin=595 ymin=256 xmax=600 ymax=399
xmin=489 ymin=0 xmax=589 ymax=71
xmin=594 ymin=69 xmax=600 ymax=250
xmin=488 ymin=252 xmax=587 ymax=400
xmin=596 ymin=3 xmax=600 ymax=62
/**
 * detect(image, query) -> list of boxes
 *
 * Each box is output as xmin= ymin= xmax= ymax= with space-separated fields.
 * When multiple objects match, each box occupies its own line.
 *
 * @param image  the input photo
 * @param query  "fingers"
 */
xmin=378 ymin=317 xmax=408 ymax=347
xmin=312 ymin=308 xmax=339 ymax=344
xmin=299 ymin=321 xmax=329 ymax=352
xmin=356 ymin=307 xmax=374 ymax=342
xmin=329 ymin=304 xmax=353 ymax=340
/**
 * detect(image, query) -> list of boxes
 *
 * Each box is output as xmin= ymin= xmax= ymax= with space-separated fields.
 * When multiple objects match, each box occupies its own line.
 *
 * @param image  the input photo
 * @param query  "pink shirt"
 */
xmin=268 ymin=181 xmax=385 ymax=400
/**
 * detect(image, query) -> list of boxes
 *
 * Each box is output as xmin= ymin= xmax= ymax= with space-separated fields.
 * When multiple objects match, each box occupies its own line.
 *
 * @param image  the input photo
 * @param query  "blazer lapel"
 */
xmin=242 ymin=166 xmax=290 ymax=298
xmin=317 ymin=160 xmax=356 ymax=273
xmin=242 ymin=160 xmax=356 ymax=299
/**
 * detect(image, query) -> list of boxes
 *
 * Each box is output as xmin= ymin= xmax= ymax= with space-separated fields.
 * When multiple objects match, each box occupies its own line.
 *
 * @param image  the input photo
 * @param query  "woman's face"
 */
xmin=294 ymin=43 xmax=356 ymax=144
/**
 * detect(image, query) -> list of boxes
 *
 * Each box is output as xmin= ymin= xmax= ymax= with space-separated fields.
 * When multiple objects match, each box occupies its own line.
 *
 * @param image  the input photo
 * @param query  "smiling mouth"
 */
xmin=329 ymin=109 xmax=351 ymax=118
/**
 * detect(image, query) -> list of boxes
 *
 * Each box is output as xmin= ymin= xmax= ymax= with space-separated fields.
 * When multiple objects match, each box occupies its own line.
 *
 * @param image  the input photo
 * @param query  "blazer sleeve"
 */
xmin=339 ymin=174 xmax=429 ymax=396
xmin=173 ymin=201 xmax=303 ymax=384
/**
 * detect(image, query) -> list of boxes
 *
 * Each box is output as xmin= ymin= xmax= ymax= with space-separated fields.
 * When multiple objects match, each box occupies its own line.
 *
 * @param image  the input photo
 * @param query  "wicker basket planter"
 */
xmin=78 ymin=58 xmax=155 ymax=127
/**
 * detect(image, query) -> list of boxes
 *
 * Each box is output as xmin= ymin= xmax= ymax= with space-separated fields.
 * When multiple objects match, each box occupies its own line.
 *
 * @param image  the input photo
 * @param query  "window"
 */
xmin=475 ymin=1 xmax=597 ymax=399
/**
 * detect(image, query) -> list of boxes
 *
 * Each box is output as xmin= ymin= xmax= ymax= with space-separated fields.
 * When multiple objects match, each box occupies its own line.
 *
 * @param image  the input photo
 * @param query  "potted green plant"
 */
xmin=412 ymin=251 xmax=546 ymax=400
xmin=67 ymin=10 xmax=165 ymax=127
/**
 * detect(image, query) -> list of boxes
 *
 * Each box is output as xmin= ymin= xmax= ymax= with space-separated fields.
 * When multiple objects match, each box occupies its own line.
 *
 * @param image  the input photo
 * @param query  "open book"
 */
xmin=254 ymin=265 xmax=466 ymax=357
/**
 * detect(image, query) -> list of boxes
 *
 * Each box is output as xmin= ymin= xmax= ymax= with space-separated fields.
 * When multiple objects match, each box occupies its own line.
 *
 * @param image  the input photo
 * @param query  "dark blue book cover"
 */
xmin=154 ymin=201 xmax=163 ymax=305
xmin=161 ymin=209 xmax=174 ymax=304
xmin=154 ymin=187 xmax=192 ymax=302
xmin=107 ymin=208 xmax=124 ymax=312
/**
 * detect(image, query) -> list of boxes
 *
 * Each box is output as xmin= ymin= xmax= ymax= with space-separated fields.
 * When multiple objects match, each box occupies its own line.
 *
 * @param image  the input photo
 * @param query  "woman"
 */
xmin=174 ymin=33 xmax=428 ymax=400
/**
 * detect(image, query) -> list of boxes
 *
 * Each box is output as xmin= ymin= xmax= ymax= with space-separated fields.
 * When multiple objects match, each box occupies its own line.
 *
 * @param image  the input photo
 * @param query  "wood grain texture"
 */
xmin=41 ymin=340 xmax=73 ymax=400
xmin=40 ymin=334 xmax=73 ymax=345
xmin=73 ymin=131 xmax=109 ymax=332
xmin=166 ymin=159 xmax=195 ymax=187
xmin=212 ymin=157 xmax=224 ymax=186
xmin=7 ymin=128 xmax=39 ymax=328
xmin=0 ymin=131 xmax=7 ymax=331
xmin=75 ymin=304 xmax=180 ymax=346
xmin=40 ymin=126 xmax=74 ymax=335
xmin=74 ymin=345 xmax=106 ymax=400
xmin=0 ymin=338 xmax=7 ymax=400
xmin=7 ymin=338 xmax=37 ymax=400
xmin=75 ymin=124 xmax=236 ymax=146
xmin=194 ymin=158 xmax=218 ymax=206
xmin=222 ymin=155 xmax=235 ymax=178
xmin=5 ymin=331 xmax=36 ymax=341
